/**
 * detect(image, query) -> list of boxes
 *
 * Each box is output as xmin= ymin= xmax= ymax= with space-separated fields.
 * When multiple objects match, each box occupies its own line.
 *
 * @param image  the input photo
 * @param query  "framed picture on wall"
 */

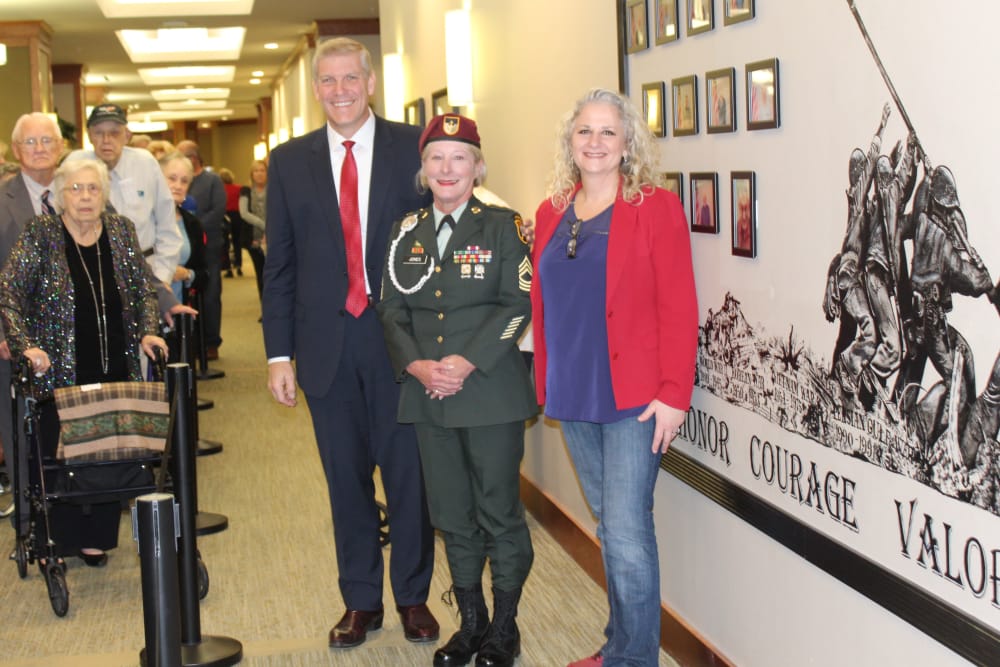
xmin=642 ymin=81 xmax=666 ymax=137
xmin=687 ymin=0 xmax=714 ymax=35
xmin=731 ymin=171 xmax=756 ymax=257
xmin=724 ymin=0 xmax=755 ymax=25
xmin=689 ymin=172 xmax=718 ymax=233
xmin=404 ymin=98 xmax=426 ymax=127
xmin=626 ymin=0 xmax=649 ymax=53
xmin=746 ymin=58 xmax=780 ymax=130
xmin=654 ymin=0 xmax=680 ymax=44
xmin=706 ymin=67 xmax=736 ymax=134
xmin=671 ymin=75 xmax=698 ymax=136
xmin=662 ymin=172 xmax=683 ymax=203
xmin=431 ymin=88 xmax=458 ymax=116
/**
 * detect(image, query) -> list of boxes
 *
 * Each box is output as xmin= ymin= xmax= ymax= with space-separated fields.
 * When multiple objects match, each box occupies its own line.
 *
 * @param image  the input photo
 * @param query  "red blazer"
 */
xmin=530 ymin=184 xmax=698 ymax=411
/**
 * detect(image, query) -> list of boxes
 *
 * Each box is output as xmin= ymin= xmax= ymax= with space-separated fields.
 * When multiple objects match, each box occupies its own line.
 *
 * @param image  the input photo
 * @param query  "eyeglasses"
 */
xmin=566 ymin=219 xmax=582 ymax=259
xmin=17 ymin=136 xmax=56 ymax=148
xmin=64 ymin=183 xmax=102 ymax=196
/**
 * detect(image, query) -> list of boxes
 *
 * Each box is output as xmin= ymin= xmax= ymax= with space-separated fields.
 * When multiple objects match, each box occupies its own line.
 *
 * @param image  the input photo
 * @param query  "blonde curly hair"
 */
xmin=546 ymin=88 xmax=662 ymax=211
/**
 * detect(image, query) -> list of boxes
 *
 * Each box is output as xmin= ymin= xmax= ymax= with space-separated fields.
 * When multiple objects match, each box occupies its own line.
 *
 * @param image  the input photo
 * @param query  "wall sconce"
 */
xmin=292 ymin=116 xmax=305 ymax=137
xmin=445 ymin=10 xmax=473 ymax=107
xmin=253 ymin=141 xmax=267 ymax=160
xmin=382 ymin=52 xmax=404 ymax=122
xmin=277 ymin=127 xmax=289 ymax=144
xmin=0 ymin=44 xmax=7 ymax=67
xmin=268 ymin=132 xmax=277 ymax=149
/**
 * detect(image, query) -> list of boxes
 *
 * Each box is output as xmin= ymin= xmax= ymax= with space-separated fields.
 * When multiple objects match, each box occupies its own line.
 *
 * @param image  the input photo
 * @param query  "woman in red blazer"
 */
xmin=530 ymin=88 xmax=697 ymax=667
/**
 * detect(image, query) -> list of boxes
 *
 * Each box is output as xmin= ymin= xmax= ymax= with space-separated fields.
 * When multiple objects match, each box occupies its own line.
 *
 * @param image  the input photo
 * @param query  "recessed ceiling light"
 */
xmin=117 ymin=27 xmax=246 ymax=63
xmin=264 ymin=42 xmax=279 ymax=50
xmin=97 ymin=0 xmax=254 ymax=19
xmin=152 ymin=87 xmax=230 ymax=101
xmin=251 ymin=70 xmax=264 ymax=77
xmin=158 ymin=100 xmax=228 ymax=111
xmin=249 ymin=78 xmax=261 ymax=85
xmin=130 ymin=109 xmax=235 ymax=122
xmin=138 ymin=65 xmax=235 ymax=86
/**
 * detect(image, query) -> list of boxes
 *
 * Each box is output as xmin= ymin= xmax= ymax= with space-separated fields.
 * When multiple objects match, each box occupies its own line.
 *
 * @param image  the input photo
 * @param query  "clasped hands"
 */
xmin=407 ymin=354 xmax=475 ymax=400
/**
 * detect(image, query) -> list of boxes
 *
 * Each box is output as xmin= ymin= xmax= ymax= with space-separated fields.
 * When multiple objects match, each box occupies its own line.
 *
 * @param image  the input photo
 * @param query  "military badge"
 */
xmin=443 ymin=116 xmax=460 ymax=135
xmin=474 ymin=264 xmax=485 ymax=279
xmin=461 ymin=263 xmax=473 ymax=279
xmin=518 ymin=256 xmax=532 ymax=293
xmin=400 ymin=213 xmax=419 ymax=232
xmin=514 ymin=214 xmax=529 ymax=245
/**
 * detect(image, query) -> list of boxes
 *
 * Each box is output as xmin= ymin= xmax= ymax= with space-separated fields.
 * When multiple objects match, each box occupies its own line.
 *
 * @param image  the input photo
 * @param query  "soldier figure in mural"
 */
xmin=824 ymin=104 xmax=889 ymax=405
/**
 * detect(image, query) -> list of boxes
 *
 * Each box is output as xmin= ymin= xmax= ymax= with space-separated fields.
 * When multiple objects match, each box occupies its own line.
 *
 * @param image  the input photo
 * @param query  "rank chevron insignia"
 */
xmin=518 ymin=256 xmax=532 ymax=292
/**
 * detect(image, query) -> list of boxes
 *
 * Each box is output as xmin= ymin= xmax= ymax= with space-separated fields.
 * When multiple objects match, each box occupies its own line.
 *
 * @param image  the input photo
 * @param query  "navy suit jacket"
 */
xmin=263 ymin=115 xmax=430 ymax=397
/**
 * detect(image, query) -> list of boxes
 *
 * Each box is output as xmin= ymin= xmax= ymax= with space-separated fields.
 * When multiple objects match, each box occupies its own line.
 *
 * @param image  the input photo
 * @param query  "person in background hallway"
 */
xmin=64 ymin=104 xmax=182 ymax=289
xmin=531 ymin=89 xmax=698 ymax=667
xmin=238 ymin=160 xmax=267 ymax=304
xmin=262 ymin=36 xmax=438 ymax=650
xmin=0 ymin=163 xmax=20 ymax=185
xmin=129 ymin=134 xmax=152 ymax=150
xmin=176 ymin=140 xmax=225 ymax=360
xmin=379 ymin=115 xmax=536 ymax=667
xmin=147 ymin=140 xmax=175 ymax=161
xmin=218 ymin=167 xmax=244 ymax=278
xmin=160 ymin=152 xmax=207 ymax=305
xmin=0 ymin=158 xmax=169 ymax=567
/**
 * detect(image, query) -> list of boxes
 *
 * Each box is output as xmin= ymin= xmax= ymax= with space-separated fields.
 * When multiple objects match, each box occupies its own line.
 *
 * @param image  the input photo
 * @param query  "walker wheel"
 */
xmin=377 ymin=502 xmax=390 ymax=548
xmin=44 ymin=562 xmax=69 ymax=617
xmin=197 ymin=555 xmax=210 ymax=600
xmin=15 ymin=539 xmax=28 ymax=579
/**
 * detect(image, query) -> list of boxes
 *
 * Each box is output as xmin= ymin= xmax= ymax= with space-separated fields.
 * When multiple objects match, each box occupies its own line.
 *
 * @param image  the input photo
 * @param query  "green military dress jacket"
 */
xmin=378 ymin=197 xmax=537 ymax=428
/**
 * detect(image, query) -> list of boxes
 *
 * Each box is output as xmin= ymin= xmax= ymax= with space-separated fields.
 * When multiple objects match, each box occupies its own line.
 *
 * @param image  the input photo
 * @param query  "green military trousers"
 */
xmin=414 ymin=420 xmax=534 ymax=591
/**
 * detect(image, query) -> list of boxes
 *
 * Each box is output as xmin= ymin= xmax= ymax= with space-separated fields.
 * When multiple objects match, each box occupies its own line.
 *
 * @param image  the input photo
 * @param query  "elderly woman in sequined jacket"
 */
xmin=0 ymin=157 xmax=166 ymax=396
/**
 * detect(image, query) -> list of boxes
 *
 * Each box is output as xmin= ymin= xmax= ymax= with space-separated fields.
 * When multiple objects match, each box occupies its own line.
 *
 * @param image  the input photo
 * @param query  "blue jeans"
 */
xmin=560 ymin=417 xmax=661 ymax=667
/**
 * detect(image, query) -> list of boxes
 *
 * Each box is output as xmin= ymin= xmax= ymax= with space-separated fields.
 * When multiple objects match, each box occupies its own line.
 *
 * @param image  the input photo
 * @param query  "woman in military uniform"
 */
xmin=378 ymin=114 xmax=535 ymax=667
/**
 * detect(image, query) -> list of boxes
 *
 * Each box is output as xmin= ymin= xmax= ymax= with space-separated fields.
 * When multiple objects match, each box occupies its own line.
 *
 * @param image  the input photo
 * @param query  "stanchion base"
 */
xmin=197 ymin=397 xmax=214 ymax=411
xmin=198 ymin=369 xmax=226 ymax=381
xmin=196 ymin=511 xmax=229 ymax=536
xmin=182 ymin=635 xmax=243 ymax=667
xmin=197 ymin=439 xmax=224 ymax=457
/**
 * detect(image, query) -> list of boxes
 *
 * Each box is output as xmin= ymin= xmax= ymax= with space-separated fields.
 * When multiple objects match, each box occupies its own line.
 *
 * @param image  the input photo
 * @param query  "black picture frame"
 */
xmin=689 ymin=171 xmax=718 ymax=234
xmin=731 ymin=170 xmax=756 ymax=257
xmin=404 ymin=98 xmax=426 ymax=127
xmin=706 ymin=67 xmax=736 ymax=134
xmin=723 ymin=0 xmax=755 ymax=25
xmin=642 ymin=81 xmax=666 ymax=137
xmin=671 ymin=75 xmax=698 ymax=136
xmin=663 ymin=172 xmax=683 ymax=203
xmin=746 ymin=58 xmax=780 ymax=130
xmin=431 ymin=88 xmax=458 ymax=117
xmin=687 ymin=0 xmax=714 ymax=35
xmin=654 ymin=0 xmax=680 ymax=44
xmin=626 ymin=0 xmax=650 ymax=53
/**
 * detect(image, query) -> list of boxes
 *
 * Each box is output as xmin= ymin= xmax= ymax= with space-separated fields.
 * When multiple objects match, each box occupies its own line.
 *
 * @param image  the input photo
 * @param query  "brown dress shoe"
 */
xmin=328 ymin=608 xmax=384 ymax=648
xmin=397 ymin=603 xmax=440 ymax=643
xmin=206 ymin=347 xmax=219 ymax=361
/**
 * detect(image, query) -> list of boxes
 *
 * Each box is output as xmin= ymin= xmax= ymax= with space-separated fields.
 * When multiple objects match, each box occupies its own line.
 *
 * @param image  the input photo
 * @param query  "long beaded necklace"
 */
xmin=70 ymin=221 xmax=110 ymax=375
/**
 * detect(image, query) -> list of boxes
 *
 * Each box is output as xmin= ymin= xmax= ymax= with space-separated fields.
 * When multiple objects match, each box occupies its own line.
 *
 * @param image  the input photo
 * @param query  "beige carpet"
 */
xmin=0 ymin=256 xmax=677 ymax=666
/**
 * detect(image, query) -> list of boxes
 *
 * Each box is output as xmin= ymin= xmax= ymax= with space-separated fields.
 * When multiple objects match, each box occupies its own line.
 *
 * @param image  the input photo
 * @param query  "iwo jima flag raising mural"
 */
xmin=669 ymin=0 xmax=1000 ymax=656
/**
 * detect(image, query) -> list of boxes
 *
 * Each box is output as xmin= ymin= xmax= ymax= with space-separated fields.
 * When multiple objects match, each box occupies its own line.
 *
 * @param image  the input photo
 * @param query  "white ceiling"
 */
xmin=1 ymin=0 xmax=379 ymax=123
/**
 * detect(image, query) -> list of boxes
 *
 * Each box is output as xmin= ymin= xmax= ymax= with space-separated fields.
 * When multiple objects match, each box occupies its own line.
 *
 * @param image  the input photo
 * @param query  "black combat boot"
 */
xmin=474 ymin=587 xmax=522 ymax=667
xmin=434 ymin=584 xmax=489 ymax=666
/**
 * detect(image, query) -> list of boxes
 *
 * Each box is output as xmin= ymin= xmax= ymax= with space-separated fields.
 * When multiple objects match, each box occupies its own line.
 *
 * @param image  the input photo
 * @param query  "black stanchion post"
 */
xmin=165 ymin=363 xmax=242 ymax=667
xmin=193 ymin=292 xmax=224 ymax=381
xmin=166 ymin=349 xmax=228 ymax=537
xmin=177 ymin=313 xmax=223 ymax=457
xmin=134 ymin=492 xmax=182 ymax=667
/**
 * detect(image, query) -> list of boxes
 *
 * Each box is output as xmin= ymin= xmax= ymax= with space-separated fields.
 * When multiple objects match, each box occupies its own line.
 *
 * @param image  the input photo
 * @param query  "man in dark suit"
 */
xmin=262 ymin=37 xmax=438 ymax=649
xmin=0 ymin=113 xmax=63 ymax=490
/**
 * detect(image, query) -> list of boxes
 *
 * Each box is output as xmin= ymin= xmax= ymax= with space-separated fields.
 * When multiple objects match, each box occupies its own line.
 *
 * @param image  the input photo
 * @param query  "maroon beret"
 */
xmin=418 ymin=114 xmax=481 ymax=152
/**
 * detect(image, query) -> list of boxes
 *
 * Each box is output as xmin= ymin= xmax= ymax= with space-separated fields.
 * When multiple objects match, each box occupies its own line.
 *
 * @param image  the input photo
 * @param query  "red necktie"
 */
xmin=340 ymin=140 xmax=368 ymax=317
